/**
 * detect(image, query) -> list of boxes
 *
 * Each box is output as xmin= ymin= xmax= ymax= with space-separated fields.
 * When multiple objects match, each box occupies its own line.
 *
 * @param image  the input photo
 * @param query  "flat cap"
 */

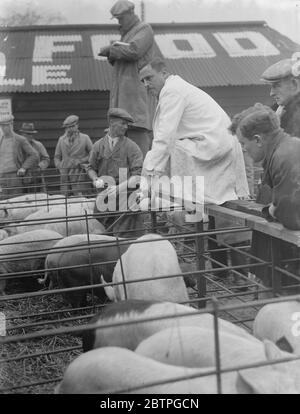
xmin=62 ymin=115 xmax=79 ymax=128
xmin=261 ymin=53 xmax=300 ymax=83
xmin=110 ymin=0 xmax=134 ymax=18
xmin=108 ymin=107 xmax=134 ymax=123
xmin=0 ymin=114 xmax=14 ymax=125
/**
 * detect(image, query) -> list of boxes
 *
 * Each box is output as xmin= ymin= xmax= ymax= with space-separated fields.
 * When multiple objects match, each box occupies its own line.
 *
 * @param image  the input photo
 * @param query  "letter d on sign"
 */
xmin=0 ymin=312 xmax=5 ymax=336
xmin=291 ymin=312 xmax=300 ymax=337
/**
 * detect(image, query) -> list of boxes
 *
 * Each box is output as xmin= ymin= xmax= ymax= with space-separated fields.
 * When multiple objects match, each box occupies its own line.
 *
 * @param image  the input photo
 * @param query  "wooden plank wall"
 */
xmin=12 ymin=91 xmax=110 ymax=165
xmin=10 ymin=84 xmax=271 ymax=166
xmin=204 ymin=85 xmax=272 ymax=118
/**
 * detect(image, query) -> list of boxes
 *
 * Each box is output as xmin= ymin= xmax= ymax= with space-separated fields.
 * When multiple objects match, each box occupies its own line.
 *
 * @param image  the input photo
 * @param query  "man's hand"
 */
xmin=98 ymin=45 xmax=111 ymax=57
xmin=93 ymin=178 xmax=105 ymax=189
xmin=269 ymin=203 xmax=276 ymax=218
xmin=16 ymin=168 xmax=26 ymax=177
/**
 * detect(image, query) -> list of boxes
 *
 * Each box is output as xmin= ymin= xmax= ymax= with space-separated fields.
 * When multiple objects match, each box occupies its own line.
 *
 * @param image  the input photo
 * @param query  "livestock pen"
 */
xmin=0 ymin=176 xmax=300 ymax=394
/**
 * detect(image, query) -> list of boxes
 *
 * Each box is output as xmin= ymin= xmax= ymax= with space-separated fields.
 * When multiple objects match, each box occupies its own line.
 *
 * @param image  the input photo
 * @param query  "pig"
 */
xmin=16 ymin=206 xmax=105 ymax=236
xmin=55 ymin=344 xmax=299 ymax=394
xmin=103 ymin=234 xmax=189 ymax=303
xmin=43 ymin=236 xmax=130 ymax=308
xmin=82 ymin=300 xmax=259 ymax=352
xmin=0 ymin=229 xmax=62 ymax=294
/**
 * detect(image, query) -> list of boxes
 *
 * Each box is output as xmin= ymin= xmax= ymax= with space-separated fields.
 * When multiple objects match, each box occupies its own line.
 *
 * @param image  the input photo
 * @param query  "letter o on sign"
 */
xmin=155 ymin=33 xmax=216 ymax=59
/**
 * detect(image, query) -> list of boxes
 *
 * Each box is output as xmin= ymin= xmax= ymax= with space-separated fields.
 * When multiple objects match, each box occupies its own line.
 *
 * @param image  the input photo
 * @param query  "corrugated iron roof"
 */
xmin=0 ymin=21 xmax=299 ymax=93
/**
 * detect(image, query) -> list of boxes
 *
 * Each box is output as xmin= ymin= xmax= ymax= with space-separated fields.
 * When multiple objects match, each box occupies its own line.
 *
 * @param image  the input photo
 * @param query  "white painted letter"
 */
xmin=155 ymin=33 xmax=216 ymax=59
xmin=33 ymin=35 xmax=82 ymax=63
xmin=214 ymin=31 xmax=280 ymax=57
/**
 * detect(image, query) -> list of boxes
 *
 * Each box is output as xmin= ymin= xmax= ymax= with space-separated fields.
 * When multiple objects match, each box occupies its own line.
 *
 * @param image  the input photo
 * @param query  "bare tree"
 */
xmin=0 ymin=2 xmax=67 ymax=26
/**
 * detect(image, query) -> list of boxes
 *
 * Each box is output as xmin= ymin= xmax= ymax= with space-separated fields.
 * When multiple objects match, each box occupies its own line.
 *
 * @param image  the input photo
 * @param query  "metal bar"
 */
xmin=195 ymin=220 xmax=207 ymax=308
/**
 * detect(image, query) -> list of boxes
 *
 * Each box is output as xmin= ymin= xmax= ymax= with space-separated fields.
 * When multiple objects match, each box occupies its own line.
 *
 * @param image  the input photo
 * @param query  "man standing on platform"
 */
xmin=98 ymin=0 xmax=154 ymax=158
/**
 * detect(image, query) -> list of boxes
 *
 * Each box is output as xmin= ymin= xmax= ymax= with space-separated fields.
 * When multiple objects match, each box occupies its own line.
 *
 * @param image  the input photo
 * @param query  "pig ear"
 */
xmin=101 ymin=275 xmax=116 ymax=302
xmin=264 ymin=339 xmax=284 ymax=361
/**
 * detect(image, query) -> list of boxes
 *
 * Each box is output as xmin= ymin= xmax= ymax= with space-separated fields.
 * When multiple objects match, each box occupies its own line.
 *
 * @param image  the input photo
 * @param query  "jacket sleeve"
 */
xmin=270 ymin=152 xmax=300 ymax=230
xmin=143 ymin=89 xmax=185 ymax=175
xmin=85 ymin=142 xmax=99 ymax=173
xmin=127 ymin=141 xmax=143 ymax=177
xmin=21 ymin=139 xmax=39 ymax=170
xmin=37 ymin=142 xmax=50 ymax=169
xmin=54 ymin=138 xmax=63 ymax=169
xmin=109 ymin=25 xmax=154 ymax=62
xmin=78 ymin=135 xmax=93 ymax=164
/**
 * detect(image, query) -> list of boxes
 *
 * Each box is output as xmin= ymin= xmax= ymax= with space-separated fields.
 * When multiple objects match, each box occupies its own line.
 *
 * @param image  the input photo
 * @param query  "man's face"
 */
xmin=65 ymin=124 xmax=78 ymax=135
xmin=237 ymin=128 xmax=265 ymax=163
xmin=139 ymin=66 xmax=166 ymax=97
xmin=0 ymin=123 xmax=13 ymax=136
xmin=269 ymin=77 xmax=299 ymax=106
xmin=109 ymin=117 xmax=128 ymax=138
xmin=115 ymin=11 xmax=132 ymax=27
xmin=23 ymin=133 xmax=32 ymax=141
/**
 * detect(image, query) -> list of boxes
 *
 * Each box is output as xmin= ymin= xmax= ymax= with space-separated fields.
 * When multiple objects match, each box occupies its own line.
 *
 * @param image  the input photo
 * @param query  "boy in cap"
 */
xmin=54 ymin=115 xmax=93 ymax=196
xmin=19 ymin=122 xmax=50 ymax=193
xmin=98 ymin=0 xmax=155 ymax=158
xmin=86 ymin=108 xmax=144 ymax=237
xmin=0 ymin=114 xmax=38 ymax=200
xmin=230 ymin=103 xmax=300 ymax=290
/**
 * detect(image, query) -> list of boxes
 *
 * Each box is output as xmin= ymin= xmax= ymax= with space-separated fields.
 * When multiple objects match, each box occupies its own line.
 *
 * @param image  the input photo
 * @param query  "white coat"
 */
xmin=143 ymin=75 xmax=249 ymax=205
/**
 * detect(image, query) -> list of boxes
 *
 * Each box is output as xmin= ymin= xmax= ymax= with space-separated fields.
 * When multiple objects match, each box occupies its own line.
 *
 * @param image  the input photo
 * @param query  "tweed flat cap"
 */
xmin=110 ymin=0 xmax=134 ymax=18
xmin=261 ymin=53 xmax=300 ymax=83
xmin=0 ymin=114 xmax=14 ymax=125
xmin=62 ymin=115 xmax=79 ymax=128
xmin=108 ymin=108 xmax=134 ymax=123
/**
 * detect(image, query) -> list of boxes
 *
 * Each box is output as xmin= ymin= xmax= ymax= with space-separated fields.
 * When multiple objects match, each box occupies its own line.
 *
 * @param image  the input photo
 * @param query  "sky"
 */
xmin=1 ymin=0 xmax=300 ymax=44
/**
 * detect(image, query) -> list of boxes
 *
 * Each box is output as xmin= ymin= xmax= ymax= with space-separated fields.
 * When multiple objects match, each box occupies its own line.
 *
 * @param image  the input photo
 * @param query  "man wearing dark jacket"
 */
xmin=0 ymin=114 xmax=39 ymax=200
xmin=230 ymin=103 xmax=300 ymax=288
xmin=98 ymin=0 xmax=154 ymax=158
xmin=86 ymin=108 xmax=144 ymax=238
xmin=252 ymin=55 xmax=300 ymax=283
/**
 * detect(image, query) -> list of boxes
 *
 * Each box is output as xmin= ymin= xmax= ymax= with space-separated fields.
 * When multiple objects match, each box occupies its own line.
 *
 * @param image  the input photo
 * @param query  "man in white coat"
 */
xmin=139 ymin=58 xmax=250 ymax=280
xmin=139 ymin=58 xmax=248 ymax=205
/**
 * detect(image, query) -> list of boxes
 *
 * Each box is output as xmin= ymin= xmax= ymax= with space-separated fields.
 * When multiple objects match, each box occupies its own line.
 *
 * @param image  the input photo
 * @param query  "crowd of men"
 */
xmin=1 ymin=0 xmax=300 ymax=288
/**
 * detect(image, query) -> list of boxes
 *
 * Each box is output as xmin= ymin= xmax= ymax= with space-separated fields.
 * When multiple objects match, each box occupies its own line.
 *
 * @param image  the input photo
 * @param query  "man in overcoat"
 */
xmin=54 ymin=115 xmax=93 ymax=196
xmin=98 ymin=0 xmax=155 ymax=158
